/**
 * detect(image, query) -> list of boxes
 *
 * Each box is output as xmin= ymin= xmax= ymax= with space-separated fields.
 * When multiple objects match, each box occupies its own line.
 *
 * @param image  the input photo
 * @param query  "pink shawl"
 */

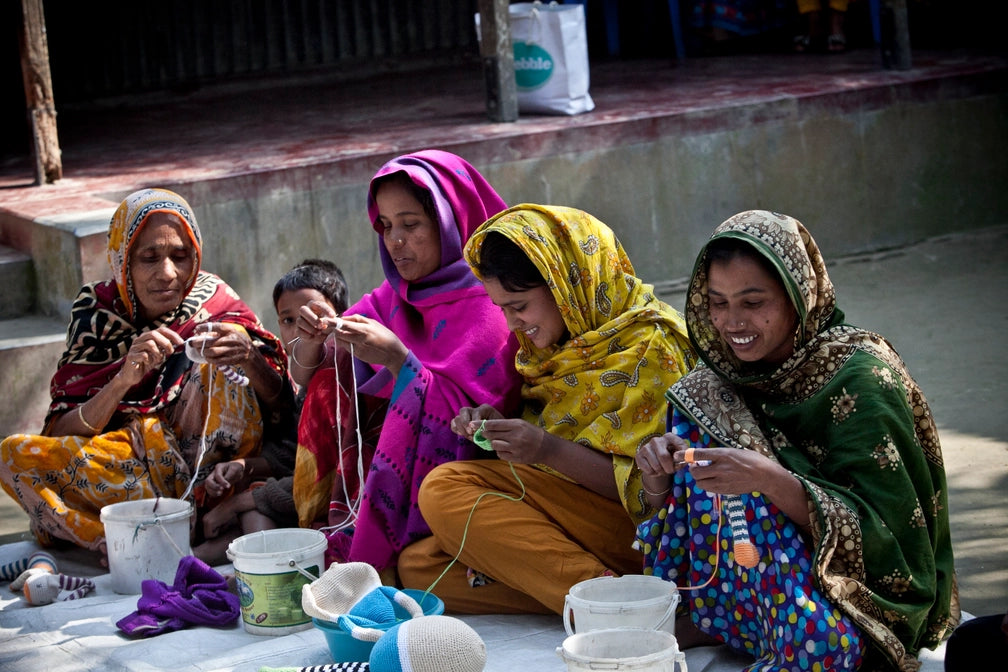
xmin=340 ymin=150 xmax=522 ymax=569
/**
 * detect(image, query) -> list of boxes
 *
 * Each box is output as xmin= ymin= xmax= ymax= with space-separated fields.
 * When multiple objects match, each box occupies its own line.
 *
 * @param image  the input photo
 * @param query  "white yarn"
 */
xmin=180 ymin=327 xmax=225 ymax=502
xmin=185 ymin=331 xmax=249 ymax=386
xmin=317 ymin=335 xmax=366 ymax=535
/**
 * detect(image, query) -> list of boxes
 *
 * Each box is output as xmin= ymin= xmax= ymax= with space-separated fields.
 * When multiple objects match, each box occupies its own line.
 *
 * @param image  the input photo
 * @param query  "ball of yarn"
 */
xmin=369 ymin=615 xmax=486 ymax=672
xmin=734 ymin=541 xmax=760 ymax=569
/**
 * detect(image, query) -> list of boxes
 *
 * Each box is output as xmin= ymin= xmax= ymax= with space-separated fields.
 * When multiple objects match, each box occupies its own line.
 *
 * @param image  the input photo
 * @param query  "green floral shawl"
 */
xmin=670 ymin=210 xmax=958 ymax=671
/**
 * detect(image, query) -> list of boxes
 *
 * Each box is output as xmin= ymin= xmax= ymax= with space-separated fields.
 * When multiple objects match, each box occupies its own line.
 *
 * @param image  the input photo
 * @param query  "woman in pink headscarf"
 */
xmin=291 ymin=150 xmax=522 ymax=576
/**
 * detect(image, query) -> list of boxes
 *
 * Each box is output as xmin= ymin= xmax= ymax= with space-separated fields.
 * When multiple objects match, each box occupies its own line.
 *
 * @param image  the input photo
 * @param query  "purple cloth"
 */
xmin=116 ymin=555 xmax=240 ymax=637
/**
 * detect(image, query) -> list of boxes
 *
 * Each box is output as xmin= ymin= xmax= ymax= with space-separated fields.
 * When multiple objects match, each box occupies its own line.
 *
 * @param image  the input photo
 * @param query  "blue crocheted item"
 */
xmin=336 ymin=586 xmax=422 ymax=633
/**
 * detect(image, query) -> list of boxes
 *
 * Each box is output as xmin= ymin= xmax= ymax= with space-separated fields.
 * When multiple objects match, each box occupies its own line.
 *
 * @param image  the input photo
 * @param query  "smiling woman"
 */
xmin=634 ymin=210 xmax=959 ymax=671
xmin=397 ymin=204 xmax=696 ymax=615
xmin=705 ymin=236 xmax=799 ymax=365
xmin=0 ymin=188 xmax=290 ymax=557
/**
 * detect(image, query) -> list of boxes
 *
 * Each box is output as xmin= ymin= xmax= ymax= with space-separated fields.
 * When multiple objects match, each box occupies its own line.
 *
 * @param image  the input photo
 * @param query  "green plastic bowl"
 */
xmin=313 ymin=588 xmax=445 ymax=662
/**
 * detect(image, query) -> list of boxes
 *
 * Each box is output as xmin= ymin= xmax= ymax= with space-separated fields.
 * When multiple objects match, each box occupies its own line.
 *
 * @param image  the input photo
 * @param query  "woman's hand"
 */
xmin=204 ymin=460 xmax=245 ymax=499
xmin=191 ymin=322 xmax=255 ymax=369
xmin=331 ymin=314 xmax=409 ymax=376
xmin=296 ymin=299 xmax=341 ymax=347
xmin=675 ymin=446 xmax=813 ymax=532
xmin=51 ymin=325 xmax=183 ymax=436
xmin=636 ymin=432 xmax=687 ymax=477
xmin=121 ymin=326 xmax=184 ymax=384
xmin=450 ymin=404 xmax=505 ymax=440
xmin=672 ymin=446 xmax=772 ymax=496
xmin=636 ymin=433 xmax=686 ymax=503
xmin=190 ymin=321 xmax=287 ymax=406
xmin=468 ymin=418 xmax=547 ymax=465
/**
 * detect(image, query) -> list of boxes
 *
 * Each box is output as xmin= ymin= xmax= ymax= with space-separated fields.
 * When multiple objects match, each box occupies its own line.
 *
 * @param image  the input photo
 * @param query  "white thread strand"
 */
xmin=318 ymin=341 xmax=365 ymax=535
xmin=180 ymin=364 xmax=216 ymax=502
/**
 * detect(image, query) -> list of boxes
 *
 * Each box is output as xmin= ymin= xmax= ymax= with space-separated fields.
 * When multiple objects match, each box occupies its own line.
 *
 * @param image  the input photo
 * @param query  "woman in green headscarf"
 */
xmin=635 ymin=210 xmax=958 ymax=671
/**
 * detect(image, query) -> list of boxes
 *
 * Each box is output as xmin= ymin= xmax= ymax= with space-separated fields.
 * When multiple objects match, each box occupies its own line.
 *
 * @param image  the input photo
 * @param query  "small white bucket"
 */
xmin=100 ymin=497 xmax=193 ymax=595
xmin=226 ymin=528 xmax=326 ymax=636
xmin=564 ymin=574 xmax=680 ymax=636
xmin=557 ymin=628 xmax=687 ymax=672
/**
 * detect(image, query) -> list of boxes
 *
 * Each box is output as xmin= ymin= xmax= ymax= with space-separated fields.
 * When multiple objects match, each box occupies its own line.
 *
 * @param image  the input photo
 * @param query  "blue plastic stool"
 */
xmin=869 ymin=0 xmax=881 ymax=43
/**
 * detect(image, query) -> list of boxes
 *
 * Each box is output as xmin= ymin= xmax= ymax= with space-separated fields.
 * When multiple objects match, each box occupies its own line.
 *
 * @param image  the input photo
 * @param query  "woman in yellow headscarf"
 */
xmin=398 ymin=204 xmax=696 ymax=614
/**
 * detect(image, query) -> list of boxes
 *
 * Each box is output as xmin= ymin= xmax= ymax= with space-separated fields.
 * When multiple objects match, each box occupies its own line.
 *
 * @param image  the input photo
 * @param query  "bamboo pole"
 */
xmin=882 ymin=0 xmax=912 ymax=70
xmin=477 ymin=0 xmax=518 ymax=122
xmin=18 ymin=0 xmax=62 ymax=184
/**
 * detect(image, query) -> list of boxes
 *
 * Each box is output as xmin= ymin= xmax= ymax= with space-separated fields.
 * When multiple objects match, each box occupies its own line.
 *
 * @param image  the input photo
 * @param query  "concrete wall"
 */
xmin=14 ymin=85 xmax=1008 ymax=326
xmin=177 ymin=87 xmax=1008 ymax=323
xmin=3 ymin=69 xmax=1006 ymax=439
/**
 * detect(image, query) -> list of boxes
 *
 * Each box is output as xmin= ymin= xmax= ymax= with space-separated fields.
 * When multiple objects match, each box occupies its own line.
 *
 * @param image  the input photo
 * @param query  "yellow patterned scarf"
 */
xmin=464 ymin=204 xmax=695 ymax=522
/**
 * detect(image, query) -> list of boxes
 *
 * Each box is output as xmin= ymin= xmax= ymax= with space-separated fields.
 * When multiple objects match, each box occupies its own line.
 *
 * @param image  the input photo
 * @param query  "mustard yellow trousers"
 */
xmin=398 ymin=460 xmax=644 ymax=615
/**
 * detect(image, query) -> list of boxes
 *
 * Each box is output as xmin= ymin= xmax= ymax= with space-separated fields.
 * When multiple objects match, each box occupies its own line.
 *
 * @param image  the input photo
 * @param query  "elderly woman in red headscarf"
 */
xmin=0 ymin=188 xmax=290 ymax=556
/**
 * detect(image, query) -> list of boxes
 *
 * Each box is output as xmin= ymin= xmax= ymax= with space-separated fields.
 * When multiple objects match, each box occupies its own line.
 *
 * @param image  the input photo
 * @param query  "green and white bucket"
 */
xmin=226 ymin=528 xmax=326 ymax=636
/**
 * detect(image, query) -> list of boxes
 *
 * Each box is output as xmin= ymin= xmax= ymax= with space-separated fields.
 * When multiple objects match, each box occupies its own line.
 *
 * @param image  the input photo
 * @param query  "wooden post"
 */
xmin=477 ymin=0 xmax=518 ymax=122
xmin=18 ymin=0 xmax=62 ymax=184
xmin=881 ymin=0 xmax=912 ymax=71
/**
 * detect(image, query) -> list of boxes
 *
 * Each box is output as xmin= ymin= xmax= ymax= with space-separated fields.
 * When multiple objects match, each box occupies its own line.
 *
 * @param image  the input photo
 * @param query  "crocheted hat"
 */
xmin=302 ymin=562 xmax=384 ymax=622
xmin=369 ymin=615 xmax=486 ymax=672
xmin=333 ymin=586 xmax=424 ymax=634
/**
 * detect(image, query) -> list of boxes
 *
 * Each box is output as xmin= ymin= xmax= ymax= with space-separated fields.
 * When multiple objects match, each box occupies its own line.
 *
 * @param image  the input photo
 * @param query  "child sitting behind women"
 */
xmin=193 ymin=259 xmax=351 ymax=565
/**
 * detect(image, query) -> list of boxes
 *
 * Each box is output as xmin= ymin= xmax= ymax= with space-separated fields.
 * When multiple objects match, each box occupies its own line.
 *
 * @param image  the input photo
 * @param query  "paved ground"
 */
xmin=1 ymin=223 xmax=1006 ymax=620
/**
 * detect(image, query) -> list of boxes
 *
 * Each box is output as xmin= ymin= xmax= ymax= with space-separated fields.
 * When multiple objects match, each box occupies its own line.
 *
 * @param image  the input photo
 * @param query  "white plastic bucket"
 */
xmin=226 ymin=528 xmax=326 ymax=636
xmin=100 ymin=497 xmax=193 ymax=595
xmin=564 ymin=574 xmax=680 ymax=636
xmin=557 ymin=628 xmax=687 ymax=672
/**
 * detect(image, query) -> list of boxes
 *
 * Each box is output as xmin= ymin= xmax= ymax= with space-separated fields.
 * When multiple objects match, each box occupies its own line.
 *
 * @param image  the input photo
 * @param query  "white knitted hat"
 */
xmin=302 ymin=562 xmax=383 ymax=622
xmin=368 ymin=615 xmax=486 ymax=672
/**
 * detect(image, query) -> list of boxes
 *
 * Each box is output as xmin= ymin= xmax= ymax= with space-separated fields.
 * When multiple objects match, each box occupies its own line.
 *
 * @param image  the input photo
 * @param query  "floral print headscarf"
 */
xmin=465 ymin=204 xmax=696 ymax=522
xmin=107 ymin=188 xmax=202 ymax=321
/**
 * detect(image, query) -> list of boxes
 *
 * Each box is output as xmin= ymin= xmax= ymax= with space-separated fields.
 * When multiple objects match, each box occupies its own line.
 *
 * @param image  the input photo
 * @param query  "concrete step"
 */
xmin=0 ymin=315 xmax=67 ymax=438
xmin=0 ymin=245 xmax=35 ymax=320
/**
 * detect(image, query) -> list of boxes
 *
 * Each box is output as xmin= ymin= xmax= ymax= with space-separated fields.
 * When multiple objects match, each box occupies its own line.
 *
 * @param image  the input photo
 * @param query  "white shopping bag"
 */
xmin=476 ymin=1 xmax=595 ymax=115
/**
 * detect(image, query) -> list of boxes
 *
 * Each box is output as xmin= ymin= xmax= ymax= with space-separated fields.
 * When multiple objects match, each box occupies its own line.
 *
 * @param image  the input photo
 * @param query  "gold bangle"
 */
xmin=642 ymin=480 xmax=671 ymax=497
xmin=77 ymin=405 xmax=101 ymax=434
